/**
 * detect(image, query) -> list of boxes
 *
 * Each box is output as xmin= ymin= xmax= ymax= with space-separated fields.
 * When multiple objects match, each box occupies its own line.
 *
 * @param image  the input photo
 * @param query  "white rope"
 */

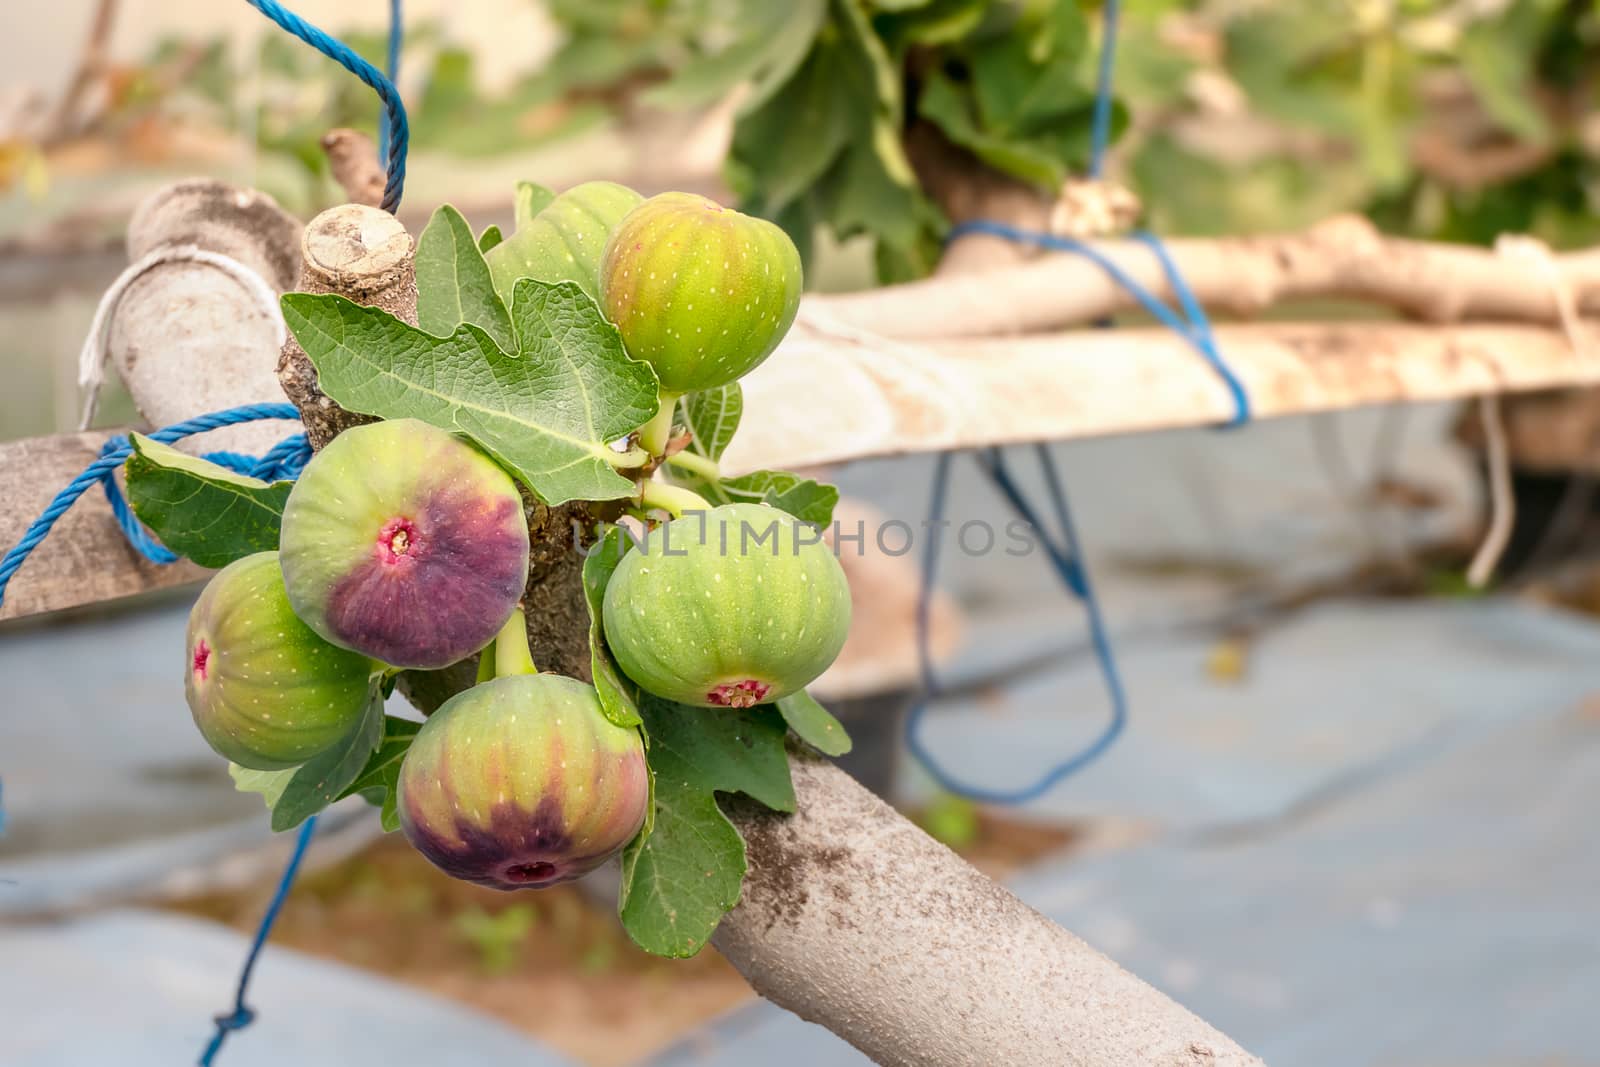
xmin=1494 ymin=233 xmax=1590 ymax=358
xmin=1466 ymin=393 xmax=1514 ymax=589
xmin=1463 ymin=235 xmax=1593 ymax=588
xmin=76 ymin=245 xmax=286 ymax=431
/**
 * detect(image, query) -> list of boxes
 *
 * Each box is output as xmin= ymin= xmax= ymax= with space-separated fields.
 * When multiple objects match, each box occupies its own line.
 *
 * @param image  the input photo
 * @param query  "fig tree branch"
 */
xmin=807 ymin=214 xmax=1600 ymax=340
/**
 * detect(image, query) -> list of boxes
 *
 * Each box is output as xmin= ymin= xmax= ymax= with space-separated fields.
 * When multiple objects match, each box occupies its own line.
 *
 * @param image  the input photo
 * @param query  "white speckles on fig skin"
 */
xmin=602 ymin=504 xmax=851 ymax=709
xmin=598 ymin=192 xmax=802 ymax=394
xmin=279 ymin=419 xmax=531 ymax=670
xmin=184 ymin=551 xmax=373 ymax=770
xmin=397 ymin=674 xmax=648 ymax=890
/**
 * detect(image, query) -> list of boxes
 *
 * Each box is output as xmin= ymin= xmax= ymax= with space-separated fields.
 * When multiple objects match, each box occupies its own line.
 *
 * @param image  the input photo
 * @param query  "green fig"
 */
xmin=485 ymin=180 xmax=644 ymax=306
xmin=185 ymin=551 xmax=374 ymax=770
xmin=602 ymin=503 xmax=850 ymax=707
xmin=599 ymin=192 xmax=803 ymax=395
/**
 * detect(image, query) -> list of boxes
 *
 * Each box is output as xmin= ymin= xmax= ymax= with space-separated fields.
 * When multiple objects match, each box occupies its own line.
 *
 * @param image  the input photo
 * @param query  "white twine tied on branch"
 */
xmin=76 ymin=245 xmax=287 ymax=431
xmin=1467 ymin=234 xmax=1595 ymax=588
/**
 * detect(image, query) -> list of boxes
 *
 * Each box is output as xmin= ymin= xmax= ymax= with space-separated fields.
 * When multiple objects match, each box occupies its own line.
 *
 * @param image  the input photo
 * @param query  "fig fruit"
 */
xmin=279 ymin=419 xmax=530 ymax=670
xmin=185 ymin=551 xmax=374 ymax=770
xmin=602 ymin=503 xmax=851 ymax=707
xmin=397 ymin=673 xmax=649 ymax=889
xmin=485 ymin=180 xmax=644 ymax=305
xmin=599 ymin=192 xmax=802 ymax=395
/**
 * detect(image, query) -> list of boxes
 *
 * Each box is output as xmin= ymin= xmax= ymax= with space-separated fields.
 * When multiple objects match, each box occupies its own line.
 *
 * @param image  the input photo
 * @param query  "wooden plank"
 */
xmin=0 ymin=431 xmax=207 ymax=622
xmin=718 ymin=311 xmax=1600 ymax=475
xmin=5 ymin=313 xmax=1596 ymax=622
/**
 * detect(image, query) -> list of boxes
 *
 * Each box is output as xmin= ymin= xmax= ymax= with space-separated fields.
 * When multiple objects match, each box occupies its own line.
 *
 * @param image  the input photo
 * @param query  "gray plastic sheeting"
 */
xmin=647 ymin=597 xmax=1600 ymax=1067
xmin=0 ymin=909 xmax=577 ymax=1067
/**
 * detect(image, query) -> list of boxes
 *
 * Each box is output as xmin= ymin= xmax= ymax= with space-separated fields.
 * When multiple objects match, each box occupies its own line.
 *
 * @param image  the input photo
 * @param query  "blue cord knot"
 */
xmin=211 ymin=1007 xmax=256 ymax=1032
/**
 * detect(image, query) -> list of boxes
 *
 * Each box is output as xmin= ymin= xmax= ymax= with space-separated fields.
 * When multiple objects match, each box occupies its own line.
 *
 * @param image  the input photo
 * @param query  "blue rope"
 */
xmin=905 ymin=451 xmax=1130 ymax=804
xmin=1087 ymin=0 xmax=1120 ymax=178
xmin=245 ymin=0 xmax=409 ymax=213
xmin=945 ymin=219 xmax=1250 ymax=426
xmin=377 ymin=0 xmax=403 ymax=164
xmin=0 ymin=403 xmax=308 ymax=609
xmin=906 ymin=0 xmax=1249 ymax=803
xmin=197 ymin=816 xmax=319 ymax=1067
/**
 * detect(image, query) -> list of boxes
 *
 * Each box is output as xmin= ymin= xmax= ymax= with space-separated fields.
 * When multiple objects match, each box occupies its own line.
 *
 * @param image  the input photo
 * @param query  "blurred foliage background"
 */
xmin=3 ymin=0 xmax=1599 ymax=431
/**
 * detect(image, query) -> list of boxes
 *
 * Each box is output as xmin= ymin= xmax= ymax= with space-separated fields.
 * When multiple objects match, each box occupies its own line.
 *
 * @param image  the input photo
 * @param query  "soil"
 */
xmin=167 ymin=808 xmax=1076 ymax=1067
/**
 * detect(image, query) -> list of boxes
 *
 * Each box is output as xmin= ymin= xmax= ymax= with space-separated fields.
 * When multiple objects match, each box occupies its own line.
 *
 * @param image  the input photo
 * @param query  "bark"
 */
xmin=106 ymin=179 xmax=302 ymax=454
xmin=276 ymin=202 xmax=411 ymax=449
xmin=0 ymin=431 xmax=207 ymax=622
xmin=810 ymin=214 xmax=1600 ymax=340
xmin=712 ymin=751 xmax=1264 ymax=1067
xmin=320 ymin=128 xmax=387 ymax=208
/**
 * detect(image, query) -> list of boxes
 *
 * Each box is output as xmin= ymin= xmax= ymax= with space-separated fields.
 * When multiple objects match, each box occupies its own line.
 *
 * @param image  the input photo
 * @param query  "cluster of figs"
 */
xmin=184 ymin=191 xmax=852 ymax=890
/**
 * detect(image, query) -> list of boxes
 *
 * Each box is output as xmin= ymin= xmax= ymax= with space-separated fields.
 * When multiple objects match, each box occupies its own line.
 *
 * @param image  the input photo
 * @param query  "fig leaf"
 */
xmin=776 ymin=690 xmax=853 ymax=757
xmin=125 ymin=434 xmax=292 ymax=568
xmin=581 ymin=526 xmax=644 ymax=729
xmin=415 ymin=204 xmax=514 ymax=352
xmin=618 ymin=697 xmax=794 ymax=957
xmin=282 ymin=281 xmax=658 ymax=505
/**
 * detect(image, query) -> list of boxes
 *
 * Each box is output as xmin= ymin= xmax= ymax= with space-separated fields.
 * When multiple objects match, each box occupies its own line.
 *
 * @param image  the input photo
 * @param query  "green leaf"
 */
xmin=1459 ymin=25 xmax=1549 ymax=143
xmin=730 ymin=34 xmax=862 ymax=215
xmin=722 ymin=470 xmax=839 ymax=527
xmin=776 ymin=690 xmax=852 ymax=757
xmin=415 ymin=204 xmax=515 ymax=352
xmin=280 ymin=282 xmax=659 ymax=505
xmin=124 ymin=434 xmax=292 ymax=568
xmin=514 ymin=181 xmax=557 ymax=230
xmin=229 ymin=763 xmax=297 ymax=812
xmin=477 ymin=224 xmax=504 ymax=253
xmin=581 ymin=527 xmax=643 ymax=729
xmin=644 ymin=0 xmax=828 ymax=113
xmin=269 ymin=688 xmax=386 ymax=832
xmin=339 ymin=715 xmax=423 ymax=832
xmin=619 ymin=697 xmax=794 ymax=957
xmin=679 ymin=383 xmax=742 ymax=461
xmin=918 ymin=72 xmax=1069 ymax=187
xmin=879 ymin=0 xmax=987 ymax=46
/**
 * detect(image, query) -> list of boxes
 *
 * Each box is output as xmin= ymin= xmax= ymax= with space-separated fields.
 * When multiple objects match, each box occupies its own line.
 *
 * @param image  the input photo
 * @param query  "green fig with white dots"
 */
xmin=185 ymin=551 xmax=375 ymax=770
xmin=602 ymin=504 xmax=850 ymax=708
xmin=598 ymin=192 xmax=803 ymax=395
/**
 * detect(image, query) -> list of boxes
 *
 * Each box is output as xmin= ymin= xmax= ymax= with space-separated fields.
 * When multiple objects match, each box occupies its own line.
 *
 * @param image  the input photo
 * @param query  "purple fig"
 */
xmin=602 ymin=503 xmax=851 ymax=707
xmin=185 ymin=551 xmax=374 ymax=770
xmin=279 ymin=419 xmax=531 ymax=670
xmin=397 ymin=673 xmax=649 ymax=889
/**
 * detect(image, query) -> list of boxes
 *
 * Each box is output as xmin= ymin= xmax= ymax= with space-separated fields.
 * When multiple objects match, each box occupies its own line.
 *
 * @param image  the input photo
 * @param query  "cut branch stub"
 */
xmin=277 ymin=203 xmax=416 ymax=449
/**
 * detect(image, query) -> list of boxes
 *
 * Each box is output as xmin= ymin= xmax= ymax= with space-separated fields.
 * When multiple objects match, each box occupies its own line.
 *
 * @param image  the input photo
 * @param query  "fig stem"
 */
xmin=638 ymin=390 xmax=681 ymax=457
xmin=663 ymin=449 xmax=720 ymax=482
xmin=606 ymin=445 xmax=652 ymax=470
xmin=639 ymin=480 xmax=710 ymax=519
xmin=492 ymin=608 xmax=538 ymax=678
xmin=474 ymin=646 xmax=496 ymax=684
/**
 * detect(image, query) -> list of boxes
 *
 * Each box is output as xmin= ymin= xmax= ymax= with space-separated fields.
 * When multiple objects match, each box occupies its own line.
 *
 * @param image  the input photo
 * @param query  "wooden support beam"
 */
xmin=717 ymin=311 xmax=1598 ymax=475
xmin=0 ymin=431 xmax=206 ymax=622
xmin=4 ymin=313 xmax=1590 ymax=622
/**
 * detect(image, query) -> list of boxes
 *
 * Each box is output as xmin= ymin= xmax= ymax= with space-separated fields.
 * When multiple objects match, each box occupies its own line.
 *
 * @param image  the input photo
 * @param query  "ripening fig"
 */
xmin=185 ymin=551 xmax=374 ymax=770
xmin=278 ymin=419 xmax=530 ymax=670
xmin=599 ymin=192 xmax=803 ymax=396
xmin=602 ymin=503 xmax=851 ymax=708
xmin=397 ymin=674 xmax=649 ymax=890
xmin=486 ymin=179 xmax=644 ymax=305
